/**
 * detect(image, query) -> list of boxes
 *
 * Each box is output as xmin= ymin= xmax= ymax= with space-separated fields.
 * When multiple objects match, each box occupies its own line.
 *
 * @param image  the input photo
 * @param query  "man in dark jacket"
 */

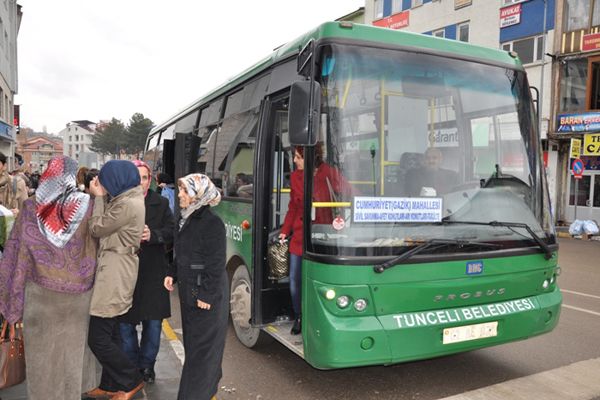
xmin=119 ymin=160 xmax=174 ymax=383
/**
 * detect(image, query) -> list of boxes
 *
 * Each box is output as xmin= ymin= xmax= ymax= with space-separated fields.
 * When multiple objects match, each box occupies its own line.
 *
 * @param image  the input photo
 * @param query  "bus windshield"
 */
xmin=308 ymin=44 xmax=554 ymax=257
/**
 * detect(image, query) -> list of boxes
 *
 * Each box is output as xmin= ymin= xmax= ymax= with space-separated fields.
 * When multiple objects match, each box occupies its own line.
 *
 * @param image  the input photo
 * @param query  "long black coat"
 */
xmin=120 ymin=190 xmax=174 ymax=323
xmin=168 ymin=205 xmax=228 ymax=400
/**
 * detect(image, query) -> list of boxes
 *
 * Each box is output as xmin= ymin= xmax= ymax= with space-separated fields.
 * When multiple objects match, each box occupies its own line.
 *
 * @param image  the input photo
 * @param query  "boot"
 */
xmin=291 ymin=316 xmax=301 ymax=335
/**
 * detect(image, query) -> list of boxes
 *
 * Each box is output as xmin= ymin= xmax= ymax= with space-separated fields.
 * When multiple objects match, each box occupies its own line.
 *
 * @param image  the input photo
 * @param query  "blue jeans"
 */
xmin=119 ymin=320 xmax=162 ymax=369
xmin=289 ymin=254 xmax=302 ymax=317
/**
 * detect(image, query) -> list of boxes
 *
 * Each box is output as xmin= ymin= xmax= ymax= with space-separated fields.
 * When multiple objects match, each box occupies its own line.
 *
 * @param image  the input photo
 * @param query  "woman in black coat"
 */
xmin=164 ymin=173 xmax=228 ymax=400
xmin=120 ymin=160 xmax=174 ymax=383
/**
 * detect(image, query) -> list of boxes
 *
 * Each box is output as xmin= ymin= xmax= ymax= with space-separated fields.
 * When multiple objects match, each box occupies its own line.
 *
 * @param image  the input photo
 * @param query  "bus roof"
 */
xmin=150 ymin=21 xmax=521 ymax=134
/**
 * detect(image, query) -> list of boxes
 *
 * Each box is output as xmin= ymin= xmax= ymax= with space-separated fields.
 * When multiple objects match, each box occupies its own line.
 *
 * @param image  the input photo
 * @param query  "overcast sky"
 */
xmin=15 ymin=0 xmax=364 ymax=134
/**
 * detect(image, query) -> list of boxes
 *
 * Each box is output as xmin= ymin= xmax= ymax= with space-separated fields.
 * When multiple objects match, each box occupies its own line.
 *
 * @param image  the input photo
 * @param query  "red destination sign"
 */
xmin=499 ymin=4 xmax=521 ymax=28
xmin=582 ymin=33 xmax=600 ymax=52
xmin=373 ymin=11 xmax=410 ymax=30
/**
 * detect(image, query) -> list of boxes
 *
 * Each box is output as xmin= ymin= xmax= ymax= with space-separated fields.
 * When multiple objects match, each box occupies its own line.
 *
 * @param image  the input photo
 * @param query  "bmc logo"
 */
xmin=466 ymin=261 xmax=483 ymax=275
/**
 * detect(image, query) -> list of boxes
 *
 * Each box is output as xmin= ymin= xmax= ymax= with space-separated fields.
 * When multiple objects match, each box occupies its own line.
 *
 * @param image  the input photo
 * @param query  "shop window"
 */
xmin=587 ymin=56 xmax=600 ymax=110
xmin=569 ymin=175 xmax=590 ymax=206
xmin=392 ymin=0 xmax=402 ymax=13
xmin=374 ymin=0 xmax=384 ymax=19
xmin=433 ymin=29 xmax=445 ymax=38
xmin=560 ymin=59 xmax=587 ymax=112
xmin=458 ymin=22 xmax=469 ymax=42
xmin=501 ymin=36 xmax=543 ymax=65
xmin=412 ymin=0 xmax=423 ymax=7
xmin=593 ymin=176 xmax=600 ymax=207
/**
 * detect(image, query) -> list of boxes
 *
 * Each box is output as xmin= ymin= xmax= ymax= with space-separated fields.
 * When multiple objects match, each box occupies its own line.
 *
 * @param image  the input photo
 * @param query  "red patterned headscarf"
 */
xmin=35 ymin=156 xmax=90 ymax=248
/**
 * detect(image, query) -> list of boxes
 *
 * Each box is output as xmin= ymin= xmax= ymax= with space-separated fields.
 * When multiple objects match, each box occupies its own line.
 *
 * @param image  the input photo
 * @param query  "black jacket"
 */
xmin=120 ymin=190 xmax=174 ymax=323
xmin=168 ymin=205 xmax=226 ymax=307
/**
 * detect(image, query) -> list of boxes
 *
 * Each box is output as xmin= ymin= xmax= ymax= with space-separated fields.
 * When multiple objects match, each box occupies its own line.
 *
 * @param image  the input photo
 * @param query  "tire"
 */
xmin=230 ymin=265 xmax=271 ymax=348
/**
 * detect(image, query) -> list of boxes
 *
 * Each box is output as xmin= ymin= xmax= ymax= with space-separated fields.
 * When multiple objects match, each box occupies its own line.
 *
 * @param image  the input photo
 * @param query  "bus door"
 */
xmin=252 ymin=94 xmax=294 ymax=326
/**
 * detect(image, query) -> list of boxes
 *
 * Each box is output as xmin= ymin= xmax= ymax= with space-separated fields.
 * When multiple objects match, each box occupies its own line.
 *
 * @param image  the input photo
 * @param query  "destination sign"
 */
xmin=353 ymin=196 xmax=442 ymax=223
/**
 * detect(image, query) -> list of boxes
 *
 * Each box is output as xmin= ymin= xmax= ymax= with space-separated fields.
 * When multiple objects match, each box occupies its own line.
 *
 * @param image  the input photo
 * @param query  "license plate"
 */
xmin=442 ymin=321 xmax=498 ymax=344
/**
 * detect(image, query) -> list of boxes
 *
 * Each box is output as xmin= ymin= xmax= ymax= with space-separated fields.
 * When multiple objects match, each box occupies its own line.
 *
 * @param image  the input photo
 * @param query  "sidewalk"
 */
xmin=0 ymin=326 xmax=183 ymax=400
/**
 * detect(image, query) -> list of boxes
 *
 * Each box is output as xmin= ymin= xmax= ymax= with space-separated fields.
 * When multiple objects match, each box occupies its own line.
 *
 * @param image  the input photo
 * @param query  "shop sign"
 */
xmin=557 ymin=112 xmax=600 ymax=133
xmin=582 ymin=32 xmax=600 ymax=52
xmin=0 ymin=120 xmax=12 ymax=141
xmin=455 ymin=0 xmax=472 ymax=9
xmin=500 ymin=4 xmax=521 ymax=28
xmin=570 ymin=138 xmax=582 ymax=159
xmin=583 ymin=133 xmax=600 ymax=156
xmin=373 ymin=11 xmax=409 ymax=30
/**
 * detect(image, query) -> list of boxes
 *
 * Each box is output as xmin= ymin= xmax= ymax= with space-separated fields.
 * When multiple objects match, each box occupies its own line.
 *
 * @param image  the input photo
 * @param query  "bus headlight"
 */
xmin=325 ymin=289 xmax=336 ymax=300
xmin=336 ymin=295 xmax=350 ymax=309
xmin=354 ymin=299 xmax=368 ymax=312
xmin=542 ymin=279 xmax=550 ymax=289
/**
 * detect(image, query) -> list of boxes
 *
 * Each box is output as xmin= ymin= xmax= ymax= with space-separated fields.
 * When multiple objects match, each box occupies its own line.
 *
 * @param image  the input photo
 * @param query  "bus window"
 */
xmin=223 ymin=110 xmax=258 ymax=197
xmin=270 ymin=106 xmax=291 ymax=230
xmin=212 ymin=110 xmax=253 ymax=190
xmin=224 ymin=90 xmax=244 ymax=118
xmin=197 ymin=125 xmax=218 ymax=177
xmin=143 ymin=131 xmax=161 ymax=171
xmin=174 ymin=110 xmax=199 ymax=135
xmin=199 ymin=99 xmax=223 ymax=127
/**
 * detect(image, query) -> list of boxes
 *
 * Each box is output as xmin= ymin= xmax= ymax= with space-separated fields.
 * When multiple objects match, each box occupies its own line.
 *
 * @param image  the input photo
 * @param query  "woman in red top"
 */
xmin=278 ymin=144 xmax=351 ymax=335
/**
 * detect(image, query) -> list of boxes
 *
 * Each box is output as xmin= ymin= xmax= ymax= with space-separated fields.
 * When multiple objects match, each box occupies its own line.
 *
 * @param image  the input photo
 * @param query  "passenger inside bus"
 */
xmin=278 ymin=143 xmax=353 ymax=335
xmin=234 ymin=173 xmax=253 ymax=198
xmin=405 ymin=147 xmax=459 ymax=197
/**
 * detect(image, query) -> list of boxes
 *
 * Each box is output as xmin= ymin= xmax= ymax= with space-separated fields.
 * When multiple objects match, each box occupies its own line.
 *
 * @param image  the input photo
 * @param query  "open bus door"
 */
xmin=230 ymin=94 xmax=298 ymax=349
xmin=244 ymin=93 xmax=302 ymax=354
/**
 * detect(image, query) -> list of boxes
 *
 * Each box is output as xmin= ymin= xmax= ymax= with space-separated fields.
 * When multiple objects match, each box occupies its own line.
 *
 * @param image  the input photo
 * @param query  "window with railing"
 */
xmin=565 ymin=0 xmax=600 ymax=31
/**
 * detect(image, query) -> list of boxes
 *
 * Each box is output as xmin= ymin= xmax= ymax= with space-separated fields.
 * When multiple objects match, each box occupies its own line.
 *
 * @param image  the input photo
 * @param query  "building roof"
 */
xmin=21 ymin=136 xmax=64 ymax=151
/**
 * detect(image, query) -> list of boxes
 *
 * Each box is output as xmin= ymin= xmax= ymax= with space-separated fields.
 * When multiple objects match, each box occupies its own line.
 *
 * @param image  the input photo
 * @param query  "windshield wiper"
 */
xmin=373 ymin=239 xmax=501 ymax=273
xmin=438 ymin=219 xmax=553 ymax=260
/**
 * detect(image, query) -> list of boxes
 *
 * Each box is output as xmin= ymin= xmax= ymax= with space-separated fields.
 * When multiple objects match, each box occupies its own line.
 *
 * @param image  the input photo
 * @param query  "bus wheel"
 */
xmin=230 ymin=265 xmax=269 ymax=348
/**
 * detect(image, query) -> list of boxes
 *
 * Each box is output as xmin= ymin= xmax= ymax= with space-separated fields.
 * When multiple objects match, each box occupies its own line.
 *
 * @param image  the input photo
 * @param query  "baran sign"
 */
xmin=557 ymin=112 xmax=600 ymax=133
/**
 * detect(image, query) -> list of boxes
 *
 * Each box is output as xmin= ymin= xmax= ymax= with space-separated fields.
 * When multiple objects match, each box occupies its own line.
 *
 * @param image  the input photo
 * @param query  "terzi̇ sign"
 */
xmin=557 ymin=112 xmax=600 ymax=133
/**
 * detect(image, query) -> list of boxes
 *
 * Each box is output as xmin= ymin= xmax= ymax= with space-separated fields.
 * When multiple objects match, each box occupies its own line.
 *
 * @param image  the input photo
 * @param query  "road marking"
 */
xmin=561 ymin=289 xmax=600 ymax=300
xmin=162 ymin=319 xmax=185 ymax=365
xmin=562 ymin=304 xmax=600 ymax=317
xmin=438 ymin=357 xmax=600 ymax=399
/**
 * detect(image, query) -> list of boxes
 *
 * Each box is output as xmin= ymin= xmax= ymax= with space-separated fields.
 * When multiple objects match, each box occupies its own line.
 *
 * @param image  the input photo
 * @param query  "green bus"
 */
xmin=144 ymin=21 xmax=561 ymax=369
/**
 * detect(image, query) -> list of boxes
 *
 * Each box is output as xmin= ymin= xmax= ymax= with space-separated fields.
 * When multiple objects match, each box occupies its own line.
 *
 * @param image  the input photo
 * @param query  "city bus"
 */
xmin=144 ymin=21 xmax=561 ymax=369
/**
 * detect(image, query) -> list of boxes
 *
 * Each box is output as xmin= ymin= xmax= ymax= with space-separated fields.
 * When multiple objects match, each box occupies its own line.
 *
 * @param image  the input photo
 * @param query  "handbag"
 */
xmin=267 ymin=239 xmax=290 ymax=280
xmin=0 ymin=319 xmax=25 ymax=389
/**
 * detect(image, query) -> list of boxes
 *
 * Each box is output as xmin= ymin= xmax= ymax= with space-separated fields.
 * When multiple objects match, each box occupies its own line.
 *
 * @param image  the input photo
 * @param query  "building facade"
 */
xmin=363 ymin=0 xmax=560 ymax=218
xmin=0 ymin=1 xmax=21 ymax=169
xmin=59 ymin=120 xmax=101 ymax=168
xmin=17 ymin=135 xmax=63 ymax=172
xmin=552 ymin=0 xmax=600 ymax=223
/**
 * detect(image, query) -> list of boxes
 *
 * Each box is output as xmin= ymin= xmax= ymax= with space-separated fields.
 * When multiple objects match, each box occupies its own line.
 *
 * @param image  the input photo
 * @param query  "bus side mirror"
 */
xmin=289 ymin=80 xmax=321 ymax=146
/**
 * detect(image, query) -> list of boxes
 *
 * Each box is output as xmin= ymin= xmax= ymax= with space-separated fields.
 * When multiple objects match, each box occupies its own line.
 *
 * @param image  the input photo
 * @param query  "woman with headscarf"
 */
xmin=85 ymin=160 xmax=146 ymax=400
xmin=163 ymin=173 xmax=228 ymax=400
xmin=119 ymin=160 xmax=174 ymax=384
xmin=0 ymin=156 xmax=99 ymax=400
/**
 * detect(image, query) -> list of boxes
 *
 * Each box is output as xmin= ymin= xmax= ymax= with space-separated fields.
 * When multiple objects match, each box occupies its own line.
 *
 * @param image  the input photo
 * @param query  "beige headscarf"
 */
xmin=178 ymin=173 xmax=221 ymax=228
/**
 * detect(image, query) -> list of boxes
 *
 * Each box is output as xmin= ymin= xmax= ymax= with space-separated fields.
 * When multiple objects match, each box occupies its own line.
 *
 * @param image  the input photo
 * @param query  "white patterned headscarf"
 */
xmin=35 ymin=156 xmax=90 ymax=248
xmin=178 ymin=174 xmax=221 ymax=227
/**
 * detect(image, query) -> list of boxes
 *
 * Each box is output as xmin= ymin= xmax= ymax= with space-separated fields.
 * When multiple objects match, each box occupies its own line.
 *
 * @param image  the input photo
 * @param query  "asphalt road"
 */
xmin=190 ymin=237 xmax=600 ymax=400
